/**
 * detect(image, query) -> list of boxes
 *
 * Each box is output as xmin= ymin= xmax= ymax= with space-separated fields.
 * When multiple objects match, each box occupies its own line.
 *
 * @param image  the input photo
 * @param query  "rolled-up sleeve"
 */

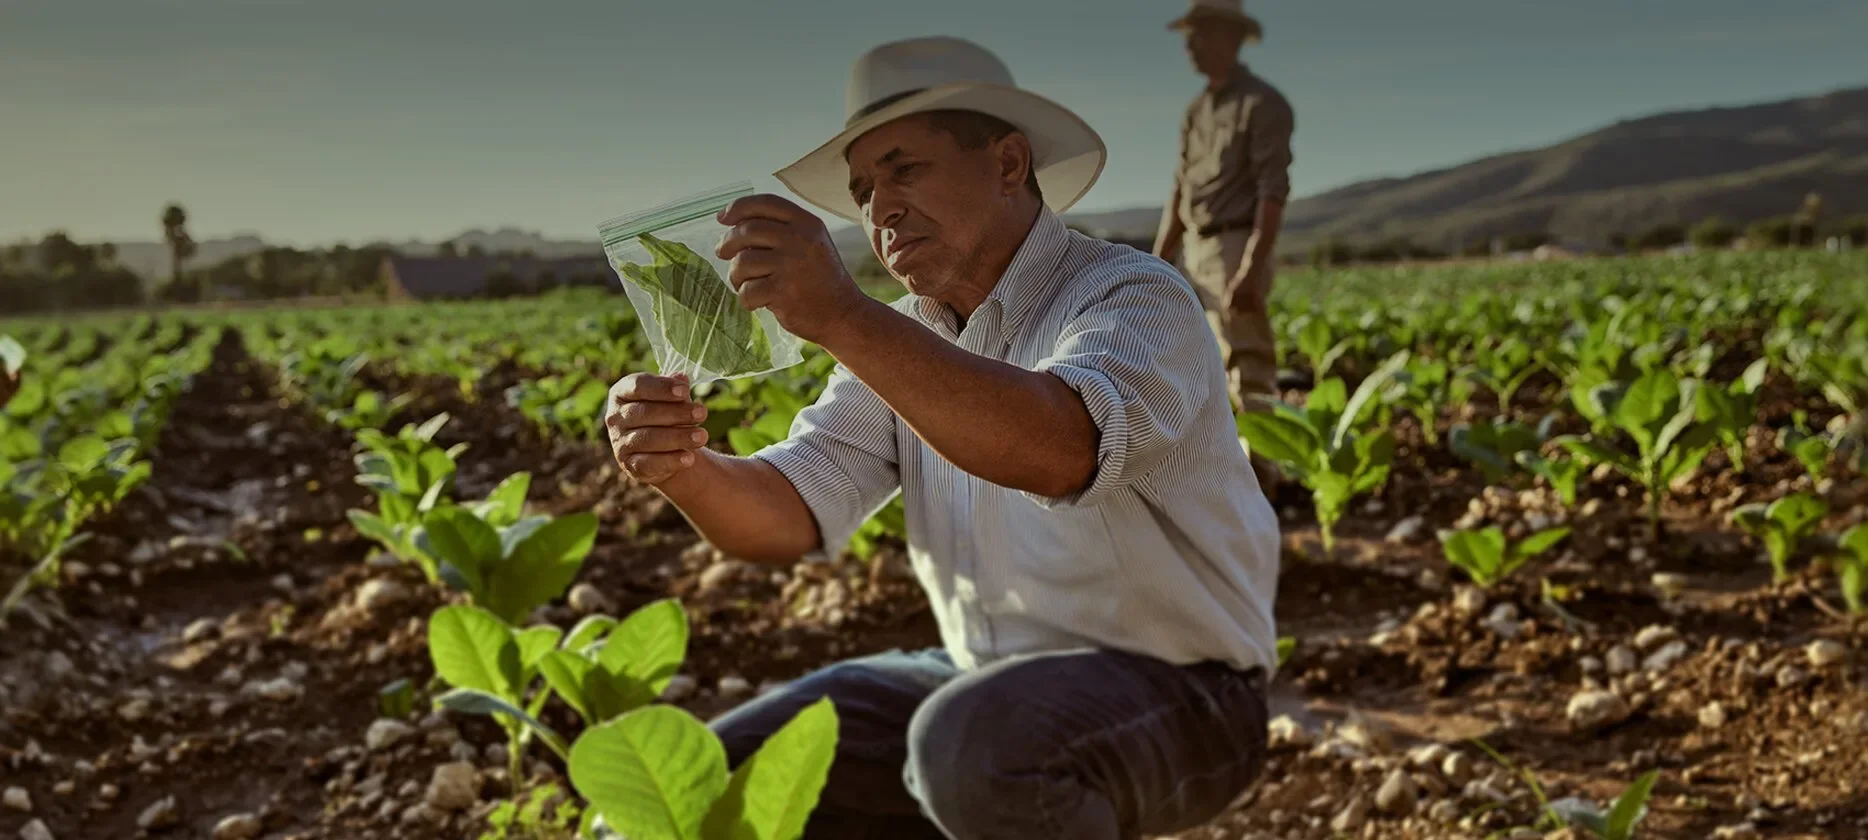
xmin=1028 ymin=270 xmax=1214 ymax=509
xmin=1247 ymin=93 xmax=1294 ymax=204
xmin=751 ymin=364 xmax=901 ymax=557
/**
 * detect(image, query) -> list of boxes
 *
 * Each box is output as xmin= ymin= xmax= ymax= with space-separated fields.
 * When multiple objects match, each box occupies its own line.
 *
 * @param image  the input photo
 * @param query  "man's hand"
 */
xmin=715 ymin=194 xmax=873 ymax=347
xmin=605 ymin=372 xmax=710 ymax=486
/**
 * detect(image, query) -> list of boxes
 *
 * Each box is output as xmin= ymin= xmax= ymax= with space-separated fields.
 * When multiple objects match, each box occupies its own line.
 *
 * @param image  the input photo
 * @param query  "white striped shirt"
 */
xmin=754 ymin=208 xmax=1281 ymax=674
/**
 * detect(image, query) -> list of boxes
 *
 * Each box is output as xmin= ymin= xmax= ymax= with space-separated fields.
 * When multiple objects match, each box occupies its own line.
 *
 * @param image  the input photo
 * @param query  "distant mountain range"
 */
xmin=94 ymin=83 xmax=1868 ymax=279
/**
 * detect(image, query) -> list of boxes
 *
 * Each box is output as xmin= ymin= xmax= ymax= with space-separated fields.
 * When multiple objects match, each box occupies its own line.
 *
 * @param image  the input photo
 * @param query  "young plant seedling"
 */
xmin=1693 ymin=358 xmax=1767 ymax=474
xmin=1462 ymin=336 xmax=1543 ymax=416
xmin=418 ymin=499 xmax=596 ymax=625
xmin=1731 ymin=493 xmax=1827 ymax=583
xmin=1555 ymin=369 xmax=1718 ymax=541
xmin=348 ymin=413 xmax=468 ymax=580
xmin=570 ymin=698 xmax=839 ymax=840
xmin=1450 ymin=414 xmax=1557 ymax=485
xmin=1439 ymin=525 xmax=1572 ymax=589
xmin=427 ymin=604 xmax=570 ymax=786
xmin=1836 ymin=523 xmax=1868 ymax=615
xmin=1292 ymin=314 xmax=1353 ymax=382
xmin=1556 ymin=770 xmax=1661 ymax=840
xmin=1777 ymin=425 xmax=1835 ymax=487
xmin=1515 ymin=450 xmax=1586 ymax=507
xmin=539 ymin=599 xmax=689 ymax=727
xmin=1238 ymin=352 xmax=1408 ymax=553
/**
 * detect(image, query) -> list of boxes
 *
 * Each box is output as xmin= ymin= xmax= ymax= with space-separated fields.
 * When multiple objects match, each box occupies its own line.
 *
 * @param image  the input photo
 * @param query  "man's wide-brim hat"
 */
xmin=773 ymin=36 xmax=1106 ymax=225
xmin=1168 ymin=0 xmax=1264 ymax=42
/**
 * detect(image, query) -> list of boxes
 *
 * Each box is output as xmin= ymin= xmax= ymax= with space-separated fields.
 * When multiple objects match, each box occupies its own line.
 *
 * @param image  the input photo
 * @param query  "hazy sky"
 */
xmin=5 ymin=0 xmax=1865 ymax=245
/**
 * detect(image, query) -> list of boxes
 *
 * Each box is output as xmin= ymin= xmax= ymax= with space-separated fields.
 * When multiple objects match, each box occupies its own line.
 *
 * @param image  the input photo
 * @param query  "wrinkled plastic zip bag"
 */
xmin=598 ymin=181 xmax=805 ymax=384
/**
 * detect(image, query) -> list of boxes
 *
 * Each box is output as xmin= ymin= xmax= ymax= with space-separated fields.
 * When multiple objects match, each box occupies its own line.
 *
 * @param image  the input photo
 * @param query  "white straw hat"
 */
xmin=773 ymin=36 xmax=1107 ymax=224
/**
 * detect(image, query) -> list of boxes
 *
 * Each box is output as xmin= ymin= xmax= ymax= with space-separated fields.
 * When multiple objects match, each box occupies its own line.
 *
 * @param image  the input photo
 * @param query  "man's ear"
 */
xmin=996 ymin=132 xmax=1035 ymax=196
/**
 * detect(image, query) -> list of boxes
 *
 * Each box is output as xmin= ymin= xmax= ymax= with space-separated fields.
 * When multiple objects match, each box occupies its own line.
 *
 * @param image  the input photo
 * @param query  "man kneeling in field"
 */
xmin=605 ymin=35 xmax=1280 ymax=840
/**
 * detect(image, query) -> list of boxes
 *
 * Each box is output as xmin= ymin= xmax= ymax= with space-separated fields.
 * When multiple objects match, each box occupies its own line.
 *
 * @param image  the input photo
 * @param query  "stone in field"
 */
xmin=365 ymin=719 xmax=415 ymax=752
xmin=1699 ymin=702 xmax=1728 ymax=730
xmin=1566 ymin=690 xmax=1631 ymax=731
xmin=19 ymin=819 xmax=54 ymax=840
xmin=3 ymin=787 xmax=30 ymax=812
xmin=567 ymin=582 xmax=611 ymax=615
xmin=425 ymin=762 xmax=480 ymax=812
xmin=1375 ymin=769 xmax=1418 ymax=814
xmin=1605 ymin=645 xmax=1638 ymax=675
xmin=210 ymin=813 xmax=263 ymax=840
xmin=1806 ymin=640 xmax=1846 ymax=668
xmin=1633 ymin=625 xmax=1678 ymax=650
xmin=137 ymin=795 xmax=181 ymax=830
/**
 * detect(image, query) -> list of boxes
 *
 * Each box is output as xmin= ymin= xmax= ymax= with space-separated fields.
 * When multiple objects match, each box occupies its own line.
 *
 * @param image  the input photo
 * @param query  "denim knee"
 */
xmin=903 ymin=673 xmax=1048 ymax=838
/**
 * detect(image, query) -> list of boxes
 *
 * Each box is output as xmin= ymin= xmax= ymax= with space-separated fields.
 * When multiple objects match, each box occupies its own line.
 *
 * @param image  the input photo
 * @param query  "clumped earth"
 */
xmin=4 ymin=337 xmax=1866 ymax=840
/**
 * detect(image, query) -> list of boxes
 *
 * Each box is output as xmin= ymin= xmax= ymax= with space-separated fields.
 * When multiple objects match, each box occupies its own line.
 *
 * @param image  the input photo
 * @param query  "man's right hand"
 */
xmin=605 ymin=372 xmax=710 ymax=486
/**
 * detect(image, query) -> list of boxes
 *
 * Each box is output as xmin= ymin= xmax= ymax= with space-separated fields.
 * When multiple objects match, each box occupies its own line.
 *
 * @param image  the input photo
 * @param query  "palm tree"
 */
xmin=161 ymin=203 xmax=197 ymax=288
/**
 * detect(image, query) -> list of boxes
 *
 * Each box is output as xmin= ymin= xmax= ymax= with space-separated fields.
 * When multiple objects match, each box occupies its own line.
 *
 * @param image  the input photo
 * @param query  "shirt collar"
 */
xmin=911 ymin=206 xmax=1072 ymax=340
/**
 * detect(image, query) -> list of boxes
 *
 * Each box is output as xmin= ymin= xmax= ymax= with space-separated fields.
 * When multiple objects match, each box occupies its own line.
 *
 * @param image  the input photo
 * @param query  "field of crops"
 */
xmin=3 ymin=249 xmax=1866 ymax=840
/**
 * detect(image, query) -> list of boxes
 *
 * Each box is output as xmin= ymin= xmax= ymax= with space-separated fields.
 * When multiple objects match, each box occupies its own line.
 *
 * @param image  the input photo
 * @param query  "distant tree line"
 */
xmin=2 ymin=203 xmax=622 ymax=315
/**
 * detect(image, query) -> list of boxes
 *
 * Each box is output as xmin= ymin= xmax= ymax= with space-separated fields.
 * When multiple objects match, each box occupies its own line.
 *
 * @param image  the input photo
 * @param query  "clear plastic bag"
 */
xmin=598 ymin=181 xmax=805 ymax=384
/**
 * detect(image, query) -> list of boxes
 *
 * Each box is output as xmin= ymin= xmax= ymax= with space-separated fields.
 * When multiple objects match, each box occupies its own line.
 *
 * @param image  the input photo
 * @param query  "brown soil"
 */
xmin=3 ymin=337 xmax=1865 ymax=840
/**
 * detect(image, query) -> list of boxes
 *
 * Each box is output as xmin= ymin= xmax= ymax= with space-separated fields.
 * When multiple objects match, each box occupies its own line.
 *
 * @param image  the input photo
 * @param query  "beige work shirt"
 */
xmin=1175 ymin=63 xmax=1295 ymax=235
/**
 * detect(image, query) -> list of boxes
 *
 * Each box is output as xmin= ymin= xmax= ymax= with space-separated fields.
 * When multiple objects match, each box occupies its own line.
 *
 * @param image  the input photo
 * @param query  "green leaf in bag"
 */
xmin=619 ymin=233 xmax=775 ymax=378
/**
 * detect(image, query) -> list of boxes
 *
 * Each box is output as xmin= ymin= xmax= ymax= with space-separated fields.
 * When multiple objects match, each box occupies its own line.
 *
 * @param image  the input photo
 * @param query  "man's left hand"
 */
xmin=716 ymin=194 xmax=872 ymax=347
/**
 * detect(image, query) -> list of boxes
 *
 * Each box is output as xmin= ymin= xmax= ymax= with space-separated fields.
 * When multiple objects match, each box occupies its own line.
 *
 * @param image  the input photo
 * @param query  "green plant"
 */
xmin=1693 ymin=359 xmax=1767 ymax=473
xmin=1439 ymin=525 xmax=1571 ymax=589
xmin=1450 ymin=415 xmax=1556 ymax=484
xmin=571 ymin=697 xmax=838 ymax=840
xmin=428 ymin=604 xmax=571 ymax=786
xmin=1562 ymin=770 xmax=1661 ymax=840
xmin=1777 ymin=425 xmax=1835 ymax=485
xmin=348 ymin=414 xmax=468 ymax=581
xmin=419 ymin=501 xmax=597 ymax=625
xmin=506 ymin=376 xmax=610 ymax=441
xmin=1237 ymin=352 xmax=1407 ymax=553
xmin=1835 ymin=523 xmax=1868 ymax=614
xmin=1515 ymin=450 xmax=1585 ymax=507
xmin=539 ymin=599 xmax=689 ymax=726
xmin=1556 ymin=369 xmax=1717 ymax=540
xmin=1381 ymin=357 xmax=1452 ymax=444
xmin=1463 ymin=336 xmax=1542 ymax=415
xmin=1292 ymin=314 xmax=1353 ymax=381
xmin=478 ymin=782 xmax=582 ymax=840
xmin=327 ymin=389 xmax=414 ymax=432
xmin=1731 ymin=493 xmax=1827 ymax=583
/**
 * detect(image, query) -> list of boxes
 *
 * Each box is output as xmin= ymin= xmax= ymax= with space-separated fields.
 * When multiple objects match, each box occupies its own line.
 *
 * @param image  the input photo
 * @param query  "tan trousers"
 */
xmin=1181 ymin=228 xmax=1278 ymax=410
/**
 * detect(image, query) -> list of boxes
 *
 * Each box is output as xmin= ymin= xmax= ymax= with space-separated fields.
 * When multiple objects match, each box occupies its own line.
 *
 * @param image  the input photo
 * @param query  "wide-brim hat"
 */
xmin=1168 ymin=0 xmax=1264 ymax=42
xmin=773 ymin=36 xmax=1106 ymax=225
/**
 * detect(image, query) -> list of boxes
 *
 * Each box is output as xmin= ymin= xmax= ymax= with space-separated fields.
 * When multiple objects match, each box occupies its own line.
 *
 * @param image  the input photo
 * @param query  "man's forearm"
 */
xmin=654 ymin=448 xmax=821 ymax=564
xmin=819 ymin=298 xmax=1098 ymax=499
xmin=1242 ymin=198 xmax=1285 ymax=277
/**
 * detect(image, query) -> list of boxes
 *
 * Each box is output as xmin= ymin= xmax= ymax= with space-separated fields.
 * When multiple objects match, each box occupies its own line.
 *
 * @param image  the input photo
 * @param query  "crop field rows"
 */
xmin=2 ymin=249 xmax=1867 ymax=840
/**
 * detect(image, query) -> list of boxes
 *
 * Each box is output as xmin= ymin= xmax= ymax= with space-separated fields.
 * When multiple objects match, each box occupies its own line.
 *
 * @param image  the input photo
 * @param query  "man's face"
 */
xmin=845 ymin=115 xmax=1016 ymax=300
xmin=1183 ymin=20 xmax=1242 ymax=76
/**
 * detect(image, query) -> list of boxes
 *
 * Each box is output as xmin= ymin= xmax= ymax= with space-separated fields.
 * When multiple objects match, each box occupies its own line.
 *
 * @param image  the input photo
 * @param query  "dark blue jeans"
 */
xmin=708 ymin=647 xmax=1270 ymax=840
